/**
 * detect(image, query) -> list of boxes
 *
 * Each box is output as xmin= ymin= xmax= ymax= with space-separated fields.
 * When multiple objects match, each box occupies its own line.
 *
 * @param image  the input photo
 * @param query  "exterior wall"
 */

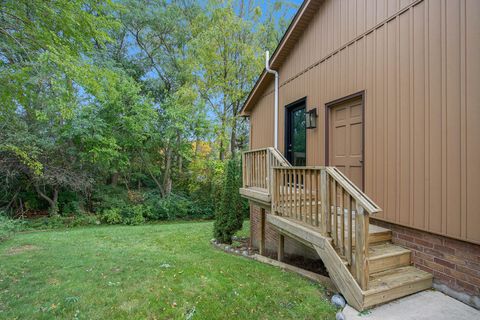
xmin=372 ymin=219 xmax=480 ymax=308
xmin=249 ymin=0 xmax=480 ymax=245
xmin=250 ymin=82 xmax=275 ymax=149
xmin=249 ymin=203 xmax=317 ymax=259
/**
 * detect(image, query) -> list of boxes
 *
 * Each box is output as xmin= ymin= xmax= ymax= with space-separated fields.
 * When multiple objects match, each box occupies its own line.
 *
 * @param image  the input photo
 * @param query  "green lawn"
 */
xmin=0 ymin=221 xmax=335 ymax=319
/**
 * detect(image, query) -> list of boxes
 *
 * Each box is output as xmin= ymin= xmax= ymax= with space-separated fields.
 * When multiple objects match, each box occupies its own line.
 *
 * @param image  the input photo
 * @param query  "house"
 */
xmin=239 ymin=0 xmax=480 ymax=311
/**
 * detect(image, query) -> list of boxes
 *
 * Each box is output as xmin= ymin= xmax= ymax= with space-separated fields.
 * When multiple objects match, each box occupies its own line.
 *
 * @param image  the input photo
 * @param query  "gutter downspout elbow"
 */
xmin=265 ymin=51 xmax=279 ymax=150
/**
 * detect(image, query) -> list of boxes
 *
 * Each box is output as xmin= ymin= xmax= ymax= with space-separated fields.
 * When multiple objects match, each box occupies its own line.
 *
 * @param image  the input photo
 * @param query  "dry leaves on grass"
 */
xmin=5 ymin=245 xmax=40 ymax=255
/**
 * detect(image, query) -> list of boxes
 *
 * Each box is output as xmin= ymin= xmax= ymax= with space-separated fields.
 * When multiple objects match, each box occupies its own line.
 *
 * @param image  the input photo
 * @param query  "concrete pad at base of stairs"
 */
xmin=343 ymin=290 xmax=480 ymax=320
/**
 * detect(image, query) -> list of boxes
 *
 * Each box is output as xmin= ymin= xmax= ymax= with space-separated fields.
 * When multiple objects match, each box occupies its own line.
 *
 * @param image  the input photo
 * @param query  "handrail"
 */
xmin=325 ymin=167 xmax=381 ymax=215
xmin=271 ymin=165 xmax=381 ymax=290
xmin=242 ymin=147 xmax=291 ymax=193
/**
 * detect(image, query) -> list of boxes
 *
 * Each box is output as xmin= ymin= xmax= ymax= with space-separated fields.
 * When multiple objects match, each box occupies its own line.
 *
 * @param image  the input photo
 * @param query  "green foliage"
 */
xmin=18 ymin=214 xmax=99 ymax=231
xmin=183 ymin=157 xmax=225 ymax=219
xmin=0 ymin=0 xmax=296 ymax=227
xmin=121 ymin=205 xmax=146 ymax=225
xmin=0 ymin=213 xmax=18 ymax=242
xmin=214 ymin=158 xmax=244 ymax=244
xmin=100 ymin=208 xmax=122 ymax=225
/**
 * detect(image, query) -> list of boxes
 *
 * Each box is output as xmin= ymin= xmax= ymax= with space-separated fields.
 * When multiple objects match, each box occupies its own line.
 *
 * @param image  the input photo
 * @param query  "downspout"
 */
xmin=265 ymin=51 xmax=279 ymax=149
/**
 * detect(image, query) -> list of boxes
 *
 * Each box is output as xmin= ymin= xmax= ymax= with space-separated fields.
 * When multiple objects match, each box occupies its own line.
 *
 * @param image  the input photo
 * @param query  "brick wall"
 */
xmin=372 ymin=219 xmax=480 ymax=309
xmin=249 ymin=203 xmax=317 ymax=259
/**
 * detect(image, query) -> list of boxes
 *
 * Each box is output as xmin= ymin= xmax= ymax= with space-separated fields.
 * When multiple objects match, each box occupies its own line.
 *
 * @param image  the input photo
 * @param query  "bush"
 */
xmin=19 ymin=214 xmax=99 ymax=230
xmin=100 ymin=208 xmax=123 ymax=224
xmin=58 ymin=191 xmax=85 ymax=216
xmin=213 ymin=158 xmax=244 ymax=244
xmin=91 ymin=185 xmax=130 ymax=214
xmin=0 ymin=214 xmax=18 ymax=242
xmin=144 ymin=193 xmax=197 ymax=220
xmin=121 ymin=205 xmax=146 ymax=225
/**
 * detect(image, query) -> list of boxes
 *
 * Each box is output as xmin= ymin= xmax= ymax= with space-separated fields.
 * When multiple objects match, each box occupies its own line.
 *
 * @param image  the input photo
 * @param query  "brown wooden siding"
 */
xmin=249 ymin=0 xmax=480 ymax=244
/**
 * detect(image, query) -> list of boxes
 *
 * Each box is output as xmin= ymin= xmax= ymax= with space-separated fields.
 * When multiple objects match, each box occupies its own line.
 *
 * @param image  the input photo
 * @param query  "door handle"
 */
xmin=359 ymin=159 xmax=364 ymax=163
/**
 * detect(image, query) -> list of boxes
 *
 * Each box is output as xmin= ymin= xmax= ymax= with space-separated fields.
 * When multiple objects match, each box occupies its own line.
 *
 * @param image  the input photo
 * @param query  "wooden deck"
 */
xmin=241 ymin=147 xmax=432 ymax=311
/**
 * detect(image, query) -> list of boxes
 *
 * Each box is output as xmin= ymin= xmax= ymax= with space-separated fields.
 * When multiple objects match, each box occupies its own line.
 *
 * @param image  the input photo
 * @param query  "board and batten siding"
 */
xmin=248 ymin=0 xmax=480 ymax=244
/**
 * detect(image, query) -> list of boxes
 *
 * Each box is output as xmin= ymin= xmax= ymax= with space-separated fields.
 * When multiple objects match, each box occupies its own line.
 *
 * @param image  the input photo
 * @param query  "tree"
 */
xmin=191 ymin=0 xmax=295 ymax=160
xmin=213 ymin=157 xmax=244 ymax=244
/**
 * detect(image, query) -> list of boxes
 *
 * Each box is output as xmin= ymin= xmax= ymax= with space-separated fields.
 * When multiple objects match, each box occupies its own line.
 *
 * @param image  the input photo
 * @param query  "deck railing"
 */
xmin=271 ymin=166 xmax=382 ymax=290
xmin=242 ymin=147 xmax=290 ymax=193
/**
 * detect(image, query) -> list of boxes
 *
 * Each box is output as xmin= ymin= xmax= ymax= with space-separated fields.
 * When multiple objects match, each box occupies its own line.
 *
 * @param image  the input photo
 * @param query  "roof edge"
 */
xmin=240 ymin=0 xmax=321 ymax=116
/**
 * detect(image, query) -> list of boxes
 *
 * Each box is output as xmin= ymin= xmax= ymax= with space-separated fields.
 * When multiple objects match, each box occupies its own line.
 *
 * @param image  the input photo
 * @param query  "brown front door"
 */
xmin=328 ymin=95 xmax=364 ymax=189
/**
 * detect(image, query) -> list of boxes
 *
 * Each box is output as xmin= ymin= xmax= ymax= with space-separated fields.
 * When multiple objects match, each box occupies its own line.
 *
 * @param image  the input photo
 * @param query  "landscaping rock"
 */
xmin=331 ymin=294 xmax=346 ymax=308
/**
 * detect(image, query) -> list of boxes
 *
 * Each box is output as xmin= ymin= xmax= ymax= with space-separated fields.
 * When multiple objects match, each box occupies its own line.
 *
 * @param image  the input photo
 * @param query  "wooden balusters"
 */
xmin=270 ymin=166 xmax=372 ymax=290
xmin=346 ymin=194 xmax=353 ymax=265
xmin=355 ymin=203 xmax=369 ymax=290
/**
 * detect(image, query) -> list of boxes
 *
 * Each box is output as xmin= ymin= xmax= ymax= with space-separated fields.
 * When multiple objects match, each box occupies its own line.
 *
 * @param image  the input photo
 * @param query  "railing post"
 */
xmin=242 ymin=152 xmax=246 ymax=188
xmin=354 ymin=203 xmax=369 ymax=290
xmin=267 ymin=149 xmax=272 ymax=194
xmin=320 ymin=169 xmax=329 ymax=235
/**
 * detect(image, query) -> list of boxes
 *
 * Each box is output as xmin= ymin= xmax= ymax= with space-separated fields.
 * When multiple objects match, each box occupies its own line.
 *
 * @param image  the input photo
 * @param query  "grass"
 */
xmin=0 ymin=221 xmax=335 ymax=319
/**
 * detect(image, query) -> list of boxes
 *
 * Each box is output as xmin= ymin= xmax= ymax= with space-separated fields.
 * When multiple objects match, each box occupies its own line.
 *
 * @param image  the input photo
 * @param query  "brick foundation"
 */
xmin=371 ymin=219 xmax=480 ymax=309
xmin=249 ymin=203 xmax=317 ymax=260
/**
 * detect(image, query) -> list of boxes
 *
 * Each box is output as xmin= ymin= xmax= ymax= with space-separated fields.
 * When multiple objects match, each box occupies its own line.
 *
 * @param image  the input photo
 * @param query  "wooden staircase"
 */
xmin=268 ymin=214 xmax=432 ymax=310
xmin=240 ymin=148 xmax=432 ymax=311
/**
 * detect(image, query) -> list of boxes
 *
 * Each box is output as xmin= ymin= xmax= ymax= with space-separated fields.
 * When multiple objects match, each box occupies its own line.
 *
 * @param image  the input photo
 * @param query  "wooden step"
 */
xmin=350 ymin=224 xmax=392 ymax=247
xmin=363 ymin=266 xmax=433 ymax=309
xmin=368 ymin=243 xmax=411 ymax=274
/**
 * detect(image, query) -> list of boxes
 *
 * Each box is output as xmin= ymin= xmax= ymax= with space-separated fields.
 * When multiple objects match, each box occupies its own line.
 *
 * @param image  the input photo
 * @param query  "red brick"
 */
xmin=444 ymin=237 xmax=480 ymax=255
xmin=417 ymin=264 xmax=434 ymax=274
xmin=404 ymin=228 xmax=425 ymax=239
xmin=443 ymin=267 xmax=468 ymax=281
xmin=421 ymin=232 xmax=443 ymax=245
xmin=404 ymin=241 xmax=422 ymax=252
xmin=466 ymin=275 xmax=480 ymax=288
xmin=434 ymin=257 xmax=456 ymax=270
xmin=414 ymin=238 xmax=434 ymax=249
xmin=424 ymin=259 xmax=445 ymax=273
xmin=434 ymin=271 xmax=456 ymax=285
xmin=423 ymin=247 xmax=445 ymax=258
xmin=456 ymin=265 xmax=480 ymax=278
xmin=433 ymin=244 xmax=456 ymax=255
xmin=415 ymin=251 xmax=435 ymax=262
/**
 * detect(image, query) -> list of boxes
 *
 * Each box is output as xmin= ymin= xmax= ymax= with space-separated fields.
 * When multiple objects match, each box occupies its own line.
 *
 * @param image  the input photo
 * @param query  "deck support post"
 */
xmin=260 ymin=208 xmax=266 ymax=255
xmin=354 ymin=203 xmax=369 ymax=290
xmin=277 ymin=234 xmax=285 ymax=262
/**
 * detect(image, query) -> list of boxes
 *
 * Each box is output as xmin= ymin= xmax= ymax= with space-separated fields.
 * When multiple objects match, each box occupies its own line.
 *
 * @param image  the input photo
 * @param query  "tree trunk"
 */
xmin=230 ymin=116 xmax=237 ymax=157
xmin=111 ymin=172 xmax=119 ymax=186
xmin=35 ymin=184 xmax=59 ymax=216
xmin=163 ymin=146 xmax=173 ymax=197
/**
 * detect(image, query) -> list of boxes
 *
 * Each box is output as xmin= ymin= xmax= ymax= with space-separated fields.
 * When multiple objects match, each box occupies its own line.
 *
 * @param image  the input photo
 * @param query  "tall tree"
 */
xmin=190 ymin=0 xmax=295 ymax=160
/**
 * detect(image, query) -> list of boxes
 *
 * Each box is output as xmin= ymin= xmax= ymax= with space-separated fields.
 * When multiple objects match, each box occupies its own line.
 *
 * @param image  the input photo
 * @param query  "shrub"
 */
xmin=91 ymin=185 xmax=129 ymax=213
xmin=213 ymin=158 xmax=244 ymax=244
xmin=19 ymin=214 xmax=100 ymax=230
xmin=101 ymin=208 xmax=123 ymax=224
xmin=0 ymin=214 xmax=18 ymax=242
xmin=58 ymin=191 xmax=85 ymax=216
xmin=144 ymin=193 xmax=196 ymax=220
xmin=121 ymin=205 xmax=146 ymax=225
